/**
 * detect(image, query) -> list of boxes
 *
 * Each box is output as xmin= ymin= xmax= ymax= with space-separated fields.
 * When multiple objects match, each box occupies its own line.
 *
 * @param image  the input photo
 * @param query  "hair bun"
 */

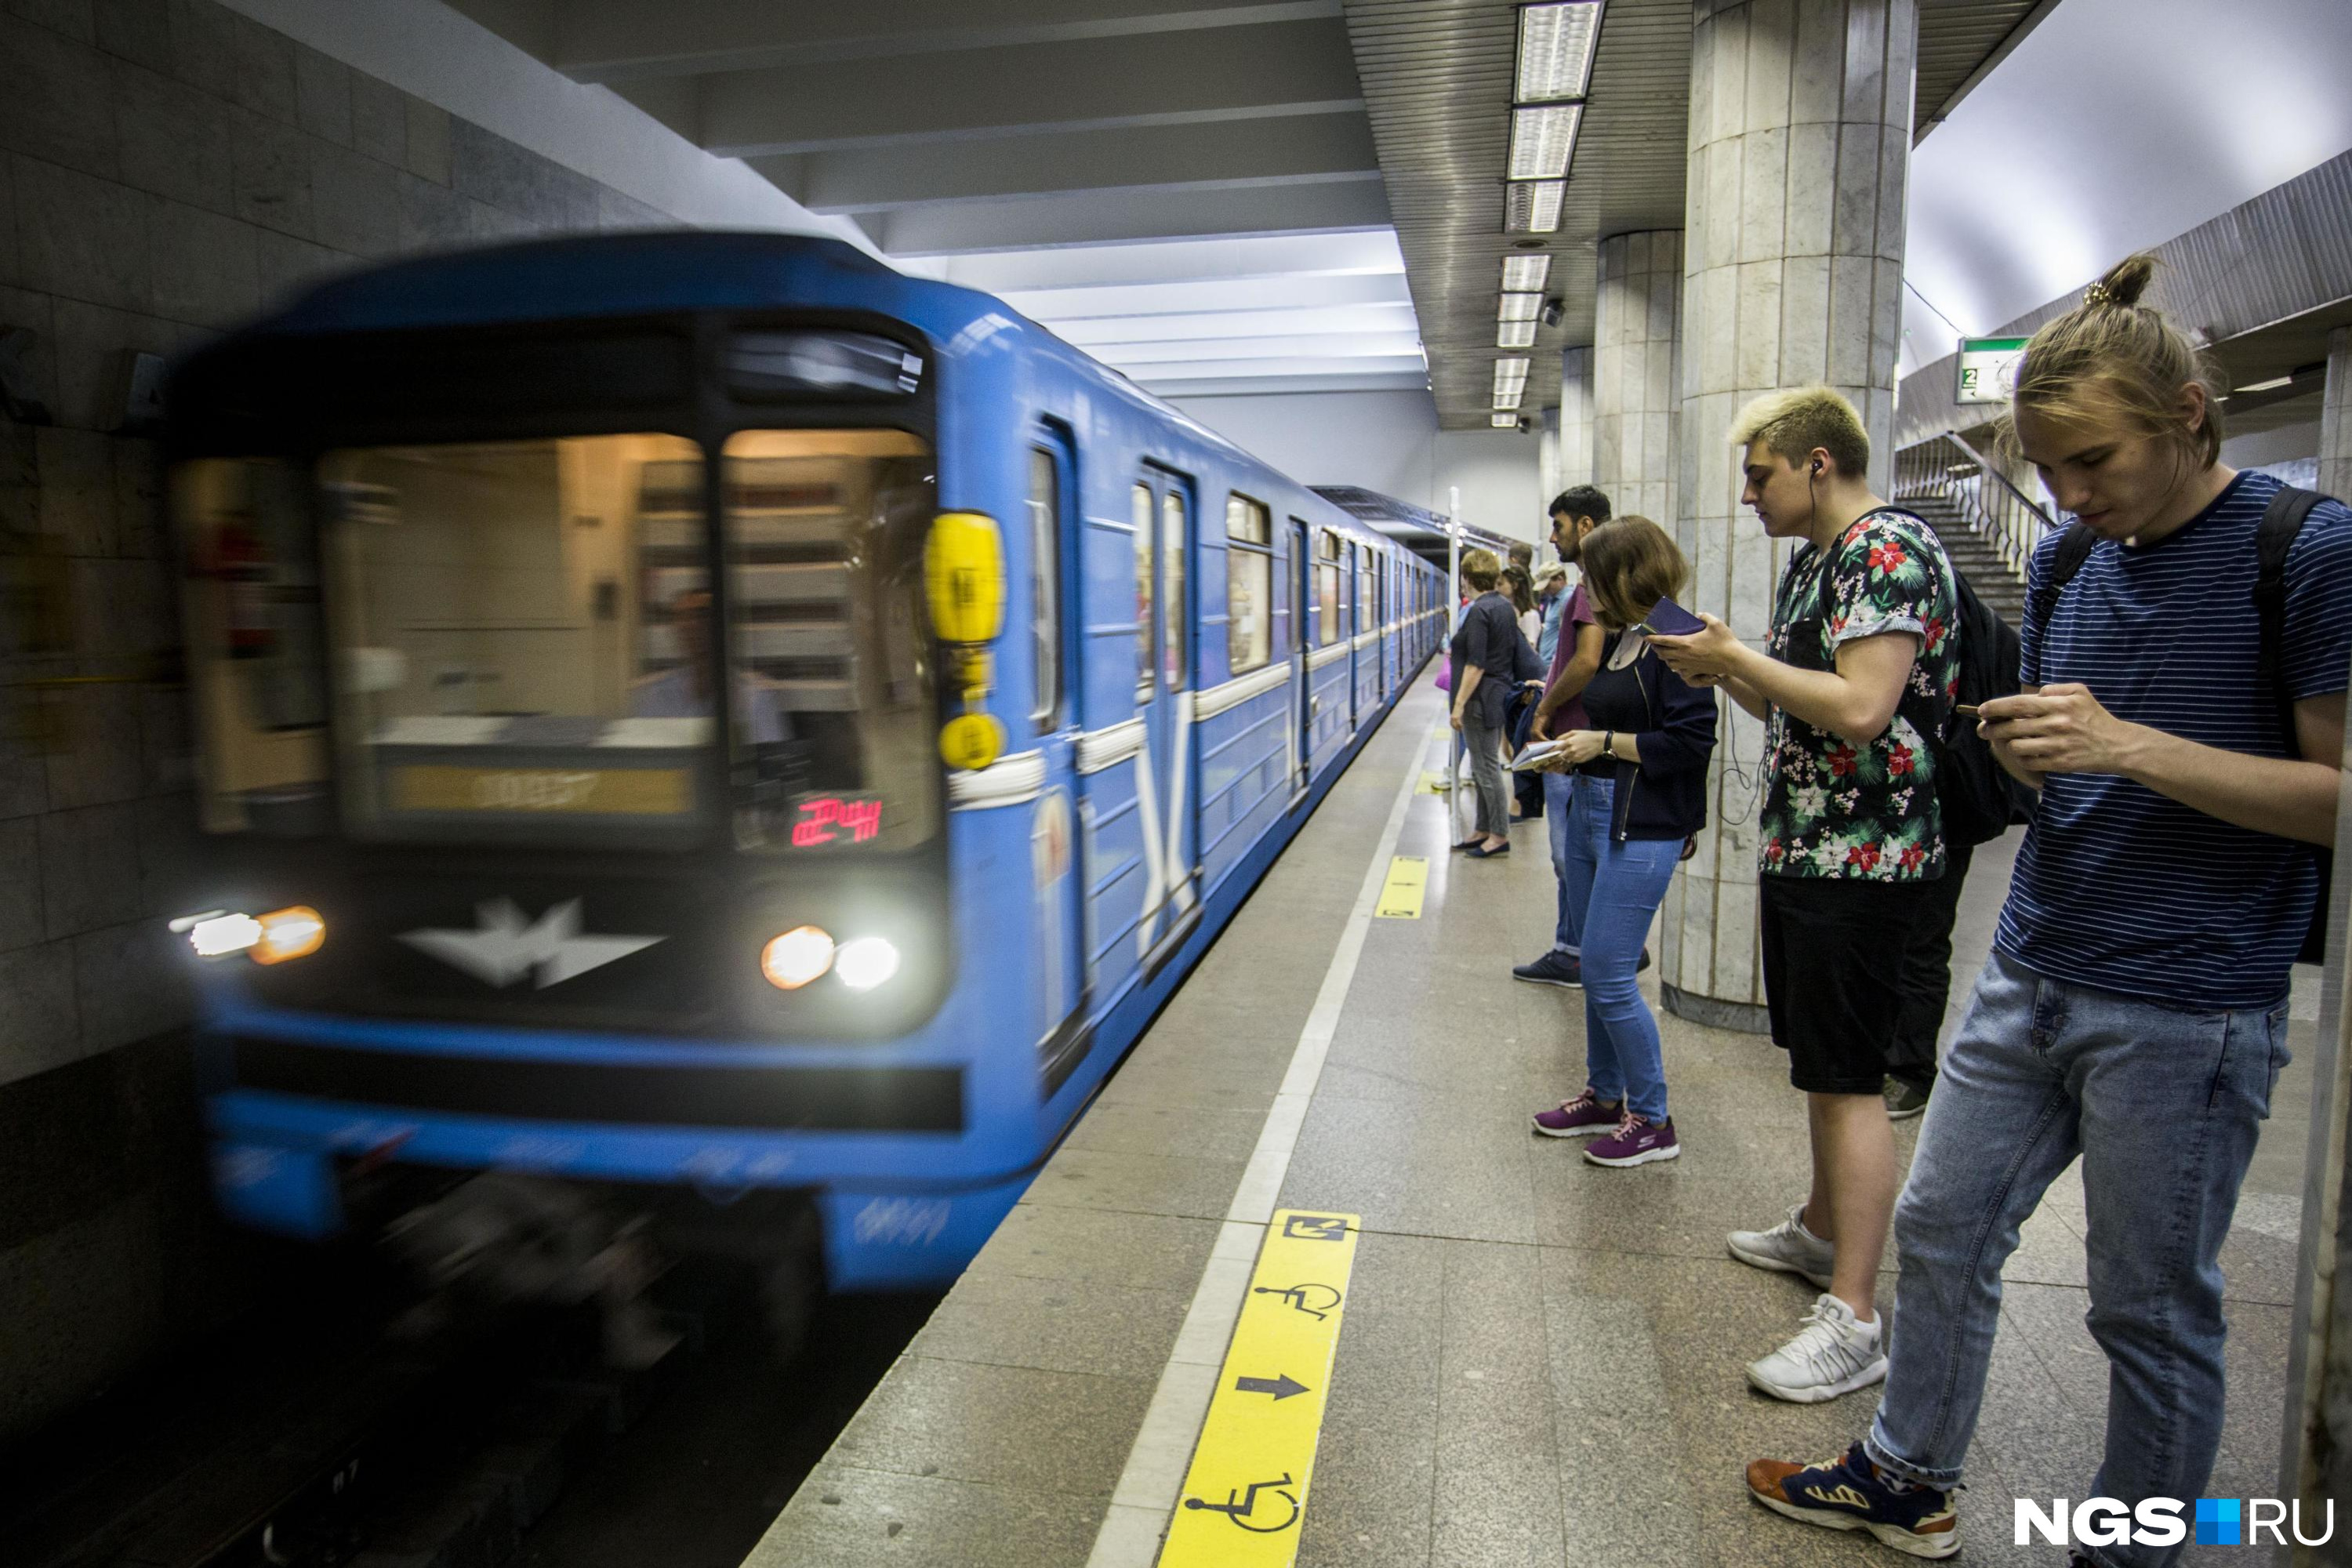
xmin=2086 ymin=252 xmax=2158 ymax=310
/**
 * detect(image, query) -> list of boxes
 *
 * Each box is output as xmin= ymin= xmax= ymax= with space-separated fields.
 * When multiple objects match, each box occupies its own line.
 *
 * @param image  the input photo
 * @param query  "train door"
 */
xmin=1290 ymin=517 xmax=1312 ymax=793
xmin=1132 ymin=466 xmax=1198 ymax=963
xmin=1027 ymin=434 xmax=1084 ymax=1073
xmin=1345 ymin=541 xmax=1360 ymax=727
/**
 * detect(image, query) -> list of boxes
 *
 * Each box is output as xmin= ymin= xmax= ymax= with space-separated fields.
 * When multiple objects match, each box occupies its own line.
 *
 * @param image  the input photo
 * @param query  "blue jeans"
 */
xmin=1558 ymin=775 xmax=1681 ymax=1123
xmin=1544 ymin=769 xmax=1580 ymax=954
xmin=1866 ymin=951 xmax=2288 ymax=1566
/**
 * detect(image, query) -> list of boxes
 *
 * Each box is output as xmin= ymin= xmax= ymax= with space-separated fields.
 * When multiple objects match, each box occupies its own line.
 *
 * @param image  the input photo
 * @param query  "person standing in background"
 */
xmin=1448 ymin=547 xmax=1519 ymax=858
xmin=1513 ymin=488 xmax=1611 ymax=987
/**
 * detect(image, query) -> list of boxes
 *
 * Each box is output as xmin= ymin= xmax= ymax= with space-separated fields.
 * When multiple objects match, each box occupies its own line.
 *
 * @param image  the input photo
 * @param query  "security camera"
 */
xmin=1540 ymin=299 xmax=1565 ymax=328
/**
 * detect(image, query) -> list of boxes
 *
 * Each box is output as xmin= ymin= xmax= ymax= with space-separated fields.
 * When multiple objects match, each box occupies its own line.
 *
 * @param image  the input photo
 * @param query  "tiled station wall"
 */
xmin=0 ymin=0 xmax=684 ymax=1443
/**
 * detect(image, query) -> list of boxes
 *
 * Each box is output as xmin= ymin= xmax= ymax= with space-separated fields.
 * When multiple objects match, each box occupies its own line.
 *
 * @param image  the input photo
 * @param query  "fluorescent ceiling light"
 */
xmin=2233 ymin=375 xmax=2293 ymax=394
xmin=1493 ymin=357 xmax=1530 ymax=409
xmin=1508 ymin=103 xmax=1582 ymax=180
xmin=1504 ymin=180 xmax=1566 ymax=234
xmin=1516 ymin=2 xmax=1603 ymax=102
xmin=1498 ymin=292 xmax=1543 ymax=323
xmin=1491 ymin=413 xmax=1522 ymax=428
xmin=1498 ymin=320 xmax=1538 ymax=349
xmin=1501 ymin=255 xmax=1552 ymax=292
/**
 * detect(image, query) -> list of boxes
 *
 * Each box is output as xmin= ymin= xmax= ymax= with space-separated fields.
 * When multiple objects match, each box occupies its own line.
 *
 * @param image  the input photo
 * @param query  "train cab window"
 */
xmin=1028 ymin=448 xmax=1061 ymax=730
xmin=1161 ymin=489 xmax=1188 ymax=692
xmin=1358 ymin=553 xmax=1374 ymax=635
xmin=1132 ymin=483 xmax=1153 ymax=698
xmin=1315 ymin=531 xmax=1341 ymax=646
xmin=720 ymin=429 xmax=939 ymax=854
xmin=300 ymin=434 xmax=712 ymax=845
xmin=1225 ymin=494 xmax=1272 ymax=675
xmin=176 ymin=458 xmax=331 ymax=834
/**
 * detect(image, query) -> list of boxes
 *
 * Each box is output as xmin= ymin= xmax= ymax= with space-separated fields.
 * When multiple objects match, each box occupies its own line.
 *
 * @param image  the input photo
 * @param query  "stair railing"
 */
xmin=1891 ymin=430 xmax=2059 ymax=581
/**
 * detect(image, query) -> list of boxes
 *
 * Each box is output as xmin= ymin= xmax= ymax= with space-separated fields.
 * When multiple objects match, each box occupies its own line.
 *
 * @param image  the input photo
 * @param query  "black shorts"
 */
xmin=1759 ymin=874 xmax=1933 ymax=1095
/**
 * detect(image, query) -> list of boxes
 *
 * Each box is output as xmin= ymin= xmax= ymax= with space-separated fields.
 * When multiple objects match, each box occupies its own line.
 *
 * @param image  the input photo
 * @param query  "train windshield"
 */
xmin=176 ymin=431 xmax=940 ymax=852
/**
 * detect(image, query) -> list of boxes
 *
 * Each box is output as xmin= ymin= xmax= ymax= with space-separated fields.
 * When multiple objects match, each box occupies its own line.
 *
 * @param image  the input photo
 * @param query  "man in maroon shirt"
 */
xmin=1515 ymin=487 xmax=1610 ymax=988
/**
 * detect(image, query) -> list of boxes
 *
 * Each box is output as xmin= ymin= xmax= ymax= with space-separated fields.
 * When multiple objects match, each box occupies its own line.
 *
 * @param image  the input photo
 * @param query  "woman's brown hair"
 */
xmin=2003 ymin=252 xmax=2226 ymax=470
xmin=1460 ymin=546 xmax=1501 ymax=590
xmin=1501 ymin=563 xmax=1535 ymax=616
xmin=1577 ymin=515 xmax=1688 ymax=630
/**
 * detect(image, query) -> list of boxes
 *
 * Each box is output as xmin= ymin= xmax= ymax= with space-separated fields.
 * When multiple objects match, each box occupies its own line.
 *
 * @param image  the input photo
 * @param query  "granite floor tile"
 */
xmin=1057 ymin=1101 xmax=1272 ymax=1163
xmin=967 ymin=1203 xmax=1219 ymax=1296
xmin=826 ymin=1356 xmax=1151 ymax=1500
xmin=751 ymin=1462 xmax=1104 ymax=1568
xmin=909 ymin=1269 xmax=1192 ymax=1384
xmin=1282 ymin=1092 xmax=1540 ymax=1246
xmin=1022 ymin=1145 xmax=1250 ymax=1222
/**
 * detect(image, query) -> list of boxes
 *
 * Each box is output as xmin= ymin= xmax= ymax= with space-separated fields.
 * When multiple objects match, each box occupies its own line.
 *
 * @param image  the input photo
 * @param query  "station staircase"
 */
xmin=1890 ymin=431 xmax=2055 ymax=627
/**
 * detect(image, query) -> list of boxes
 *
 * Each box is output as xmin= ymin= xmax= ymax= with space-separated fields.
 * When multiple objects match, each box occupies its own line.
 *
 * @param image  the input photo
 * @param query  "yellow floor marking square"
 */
xmin=1157 ymin=1211 xmax=1361 ymax=1567
xmin=1374 ymin=855 xmax=1427 ymax=918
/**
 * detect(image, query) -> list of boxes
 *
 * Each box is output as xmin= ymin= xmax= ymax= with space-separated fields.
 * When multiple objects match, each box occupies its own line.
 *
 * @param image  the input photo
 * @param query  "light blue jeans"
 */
xmin=1558 ymin=774 xmax=1681 ymax=1123
xmin=1544 ymin=768 xmax=1581 ymax=955
xmin=1866 ymin=950 xmax=2288 ymax=1567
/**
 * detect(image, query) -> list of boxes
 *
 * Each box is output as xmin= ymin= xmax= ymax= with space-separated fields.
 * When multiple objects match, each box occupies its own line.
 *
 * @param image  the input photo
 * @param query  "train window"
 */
xmin=1132 ymin=483 xmax=1153 ymax=699
xmin=720 ymin=430 xmax=940 ymax=854
xmin=1225 ymin=494 xmax=1271 ymax=675
xmin=174 ymin=458 xmax=331 ymax=834
xmin=1161 ymin=489 xmax=1188 ymax=692
xmin=304 ymin=434 xmax=714 ymax=845
xmin=1358 ymin=552 xmax=1374 ymax=635
xmin=1028 ymin=449 xmax=1060 ymax=730
xmin=1316 ymin=530 xmax=1341 ymax=646
xmin=724 ymin=329 xmax=923 ymax=401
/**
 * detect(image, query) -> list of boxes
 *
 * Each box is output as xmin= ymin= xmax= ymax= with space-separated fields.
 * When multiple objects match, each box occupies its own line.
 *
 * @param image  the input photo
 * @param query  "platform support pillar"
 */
xmin=1661 ymin=0 xmax=1918 ymax=1029
xmin=1595 ymin=230 xmax=1684 ymax=527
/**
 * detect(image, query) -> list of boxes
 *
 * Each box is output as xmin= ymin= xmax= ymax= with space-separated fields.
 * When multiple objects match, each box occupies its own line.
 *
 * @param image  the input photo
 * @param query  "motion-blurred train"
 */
xmin=165 ymin=231 xmax=1446 ymax=1303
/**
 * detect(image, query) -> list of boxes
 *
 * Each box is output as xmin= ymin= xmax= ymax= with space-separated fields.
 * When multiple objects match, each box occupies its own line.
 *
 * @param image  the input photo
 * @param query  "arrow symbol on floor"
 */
xmin=1234 ymin=1374 xmax=1309 ymax=1400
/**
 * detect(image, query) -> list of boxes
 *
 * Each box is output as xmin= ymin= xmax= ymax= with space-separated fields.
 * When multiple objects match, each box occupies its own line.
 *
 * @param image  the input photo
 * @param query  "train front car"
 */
xmin=167 ymin=234 xmax=1051 ymax=1297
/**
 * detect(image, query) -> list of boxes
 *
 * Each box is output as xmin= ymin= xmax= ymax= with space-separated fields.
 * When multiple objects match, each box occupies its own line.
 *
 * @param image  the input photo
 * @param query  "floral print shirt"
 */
xmin=1759 ymin=508 xmax=1959 ymax=882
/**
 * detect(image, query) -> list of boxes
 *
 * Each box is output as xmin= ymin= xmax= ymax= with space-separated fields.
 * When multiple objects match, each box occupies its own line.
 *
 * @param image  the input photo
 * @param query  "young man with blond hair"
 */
xmin=1650 ymin=387 xmax=1960 ymax=1403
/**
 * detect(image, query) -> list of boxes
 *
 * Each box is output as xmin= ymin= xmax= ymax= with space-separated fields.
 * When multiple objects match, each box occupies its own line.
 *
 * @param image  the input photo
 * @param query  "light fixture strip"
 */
xmin=1504 ymin=179 xmax=1566 ymax=235
xmin=1498 ymin=292 xmax=1543 ymax=324
xmin=1507 ymin=103 xmax=1582 ymax=181
xmin=1501 ymin=255 xmax=1552 ymax=292
xmin=1497 ymin=321 xmax=1537 ymax=349
xmin=1515 ymin=2 xmax=1604 ymax=103
xmin=1491 ymin=413 xmax=1521 ymax=427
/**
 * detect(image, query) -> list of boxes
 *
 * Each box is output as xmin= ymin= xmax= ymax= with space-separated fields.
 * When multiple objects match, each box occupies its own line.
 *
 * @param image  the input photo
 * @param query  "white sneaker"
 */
xmin=1728 ymin=1202 xmax=1835 ymax=1290
xmin=1747 ymin=1293 xmax=1888 ymax=1403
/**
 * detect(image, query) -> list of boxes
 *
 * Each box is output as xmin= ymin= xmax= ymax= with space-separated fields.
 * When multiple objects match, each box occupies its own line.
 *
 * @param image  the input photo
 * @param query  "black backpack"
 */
xmin=1818 ymin=509 xmax=2031 ymax=850
xmin=2028 ymin=485 xmax=2334 ymax=964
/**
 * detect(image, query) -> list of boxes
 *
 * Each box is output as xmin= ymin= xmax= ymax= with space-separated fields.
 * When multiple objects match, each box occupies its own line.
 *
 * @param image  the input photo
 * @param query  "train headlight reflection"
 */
xmin=183 ymin=910 xmax=263 ymax=958
xmin=833 ymin=936 xmax=901 ymax=992
xmin=253 ymin=906 xmax=326 ymax=964
xmin=761 ymin=925 xmax=836 ymax=990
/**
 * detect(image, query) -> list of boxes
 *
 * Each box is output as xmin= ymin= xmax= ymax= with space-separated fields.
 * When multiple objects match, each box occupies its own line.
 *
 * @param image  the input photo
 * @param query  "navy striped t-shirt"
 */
xmin=1998 ymin=471 xmax=2352 ymax=1008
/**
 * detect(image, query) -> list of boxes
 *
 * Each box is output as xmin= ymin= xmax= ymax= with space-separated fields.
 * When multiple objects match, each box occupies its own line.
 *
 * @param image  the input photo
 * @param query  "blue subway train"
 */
xmin=165 ymin=231 xmax=1445 ymax=1296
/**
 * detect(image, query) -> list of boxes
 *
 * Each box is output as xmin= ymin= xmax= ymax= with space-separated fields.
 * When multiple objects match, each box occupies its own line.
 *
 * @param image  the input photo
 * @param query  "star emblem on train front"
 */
xmin=397 ymin=898 xmax=663 ymax=989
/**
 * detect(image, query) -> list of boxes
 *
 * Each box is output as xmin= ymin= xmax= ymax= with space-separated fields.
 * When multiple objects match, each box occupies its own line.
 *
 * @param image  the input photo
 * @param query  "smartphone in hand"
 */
xmin=1633 ymin=597 xmax=1707 ymax=637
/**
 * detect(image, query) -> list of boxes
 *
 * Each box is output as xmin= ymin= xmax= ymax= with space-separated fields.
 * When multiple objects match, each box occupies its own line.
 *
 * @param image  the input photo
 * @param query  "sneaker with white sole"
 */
xmin=1746 ymin=1442 xmax=1960 ymax=1559
xmin=1727 ymin=1202 xmax=1835 ymax=1289
xmin=1582 ymin=1111 xmax=1680 ymax=1167
xmin=1747 ymin=1293 xmax=1888 ymax=1403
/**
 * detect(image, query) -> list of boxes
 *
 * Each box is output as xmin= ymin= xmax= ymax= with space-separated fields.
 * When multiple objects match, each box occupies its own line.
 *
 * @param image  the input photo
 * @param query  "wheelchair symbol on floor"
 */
xmin=1183 ymin=1472 xmax=1301 ymax=1534
xmin=1253 ymin=1282 xmax=1344 ymax=1320
xmin=1283 ymin=1214 xmax=1348 ymax=1243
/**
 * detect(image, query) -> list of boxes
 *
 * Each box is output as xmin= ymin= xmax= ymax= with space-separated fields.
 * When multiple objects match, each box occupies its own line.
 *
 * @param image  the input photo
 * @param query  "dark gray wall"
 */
xmin=0 ymin=0 xmax=682 ymax=1445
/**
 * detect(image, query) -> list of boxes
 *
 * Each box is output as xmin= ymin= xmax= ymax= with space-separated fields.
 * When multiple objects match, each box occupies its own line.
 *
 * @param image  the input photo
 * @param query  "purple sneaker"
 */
xmin=1583 ymin=1112 xmax=1680 ymax=1167
xmin=1533 ymin=1088 xmax=1622 ymax=1138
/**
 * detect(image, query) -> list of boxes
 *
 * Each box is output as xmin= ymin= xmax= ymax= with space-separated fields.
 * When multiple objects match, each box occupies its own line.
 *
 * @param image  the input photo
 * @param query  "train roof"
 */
xmin=196 ymin=230 xmax=1428 ymax=562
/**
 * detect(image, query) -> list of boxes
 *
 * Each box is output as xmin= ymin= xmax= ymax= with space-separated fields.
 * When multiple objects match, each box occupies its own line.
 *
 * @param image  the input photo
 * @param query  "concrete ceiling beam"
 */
xmin=1002 ymin=269 xmax=1412 ymax=321
xmin=772 ymin=112 xmax=1377 ymax=213
xmin=528 ymin=0 xmax=1342 ymax=81
xmin=699 ymin=18 xmax=1363 ymax=157
xmin=873 ymin=178 xmax=1391 ymax=255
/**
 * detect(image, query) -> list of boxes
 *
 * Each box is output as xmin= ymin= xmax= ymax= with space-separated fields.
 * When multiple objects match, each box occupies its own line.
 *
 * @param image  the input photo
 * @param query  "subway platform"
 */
xmin=743 ymin=671 xmax=2314 ymax=1568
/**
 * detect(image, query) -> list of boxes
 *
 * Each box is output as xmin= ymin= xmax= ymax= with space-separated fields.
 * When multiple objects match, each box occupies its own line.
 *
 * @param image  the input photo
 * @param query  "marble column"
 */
xmin=1559 ymin=345 xmax=1595 ymax=492
xmin=2321 ymin=325 xmax=2352 ymax=502
xmin=1661 ymin=0 xmax=1918 ymax=1030
xmin=1594 ymin=230 xmax=1684 ymax=525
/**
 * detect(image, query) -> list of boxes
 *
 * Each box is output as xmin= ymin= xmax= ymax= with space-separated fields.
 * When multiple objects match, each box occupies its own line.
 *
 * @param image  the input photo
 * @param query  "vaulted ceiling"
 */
xmin=441 ymin=0 xmax=2058 ymax=419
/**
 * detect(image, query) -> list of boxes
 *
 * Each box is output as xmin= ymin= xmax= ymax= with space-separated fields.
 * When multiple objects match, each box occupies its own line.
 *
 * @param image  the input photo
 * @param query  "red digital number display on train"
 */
xmin=789 ymin=795 xmax=884 ymax=848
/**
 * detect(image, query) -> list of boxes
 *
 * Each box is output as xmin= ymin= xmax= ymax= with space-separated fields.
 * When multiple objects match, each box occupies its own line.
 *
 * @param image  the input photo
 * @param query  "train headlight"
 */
xmin=181 ymin=910 xmax=263 ymax=958
xmin=253 ymin=906 xmax=326 ymax=965
xmin=761 ymin=925 xmax=836 ymax=990
xmin=833 ymin=935 xmax=901 ymax=992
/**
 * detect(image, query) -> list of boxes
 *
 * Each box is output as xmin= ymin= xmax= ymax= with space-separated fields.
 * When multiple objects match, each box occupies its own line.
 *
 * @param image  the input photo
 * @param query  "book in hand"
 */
xmin=1508 ymin=739 xmax=1571 ymax=772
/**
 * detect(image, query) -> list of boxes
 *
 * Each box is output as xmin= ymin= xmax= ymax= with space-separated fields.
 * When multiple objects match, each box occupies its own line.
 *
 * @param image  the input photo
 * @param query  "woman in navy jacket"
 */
xmin=1527 ymin=517 xmax=1719 ymax=1168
